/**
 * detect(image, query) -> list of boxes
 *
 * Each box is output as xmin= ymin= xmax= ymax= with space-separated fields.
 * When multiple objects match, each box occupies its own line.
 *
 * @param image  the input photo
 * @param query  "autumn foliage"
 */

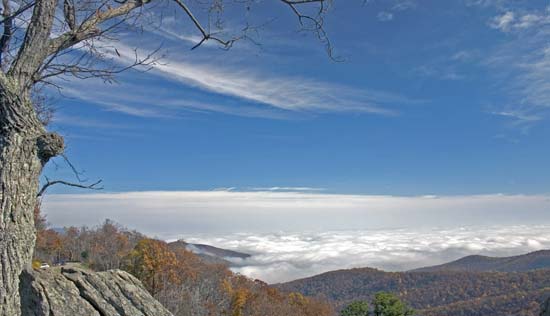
xmin=125 ymin=239 xmax=180 ymax=296
xmin=32 ymin=206 xmax=335 ymax=316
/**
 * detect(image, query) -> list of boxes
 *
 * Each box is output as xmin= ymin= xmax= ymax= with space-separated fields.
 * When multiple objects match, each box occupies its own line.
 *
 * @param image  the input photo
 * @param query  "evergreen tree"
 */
xmin=341 ymin=301 xmax=370 ymax=316
xmin=373 ymin=292 xmax=414 ymax=316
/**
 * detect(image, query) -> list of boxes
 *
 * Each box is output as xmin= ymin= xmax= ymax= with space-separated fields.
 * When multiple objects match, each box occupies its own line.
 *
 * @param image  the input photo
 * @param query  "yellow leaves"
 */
xmin=289 ymin=292 xmax=309 ymax=307
xmin=124 ymin=239 xmax=181 ymax=296
xmin=223 ymin=278 xmax=234 ymax=294
xmin=222 ymin=277 xmax=252 ymax=316
xmin=32 ymin=260 xmax=41 ymax=270
xmin=231 ymin=288 xmax=251 ymax=316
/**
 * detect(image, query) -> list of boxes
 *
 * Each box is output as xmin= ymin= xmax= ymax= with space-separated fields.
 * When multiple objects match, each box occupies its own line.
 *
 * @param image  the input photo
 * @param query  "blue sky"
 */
xmin=43 ymin=0 xmax=550 ymax=197
xmin=37 ymin=0 xmax=550 ymax=279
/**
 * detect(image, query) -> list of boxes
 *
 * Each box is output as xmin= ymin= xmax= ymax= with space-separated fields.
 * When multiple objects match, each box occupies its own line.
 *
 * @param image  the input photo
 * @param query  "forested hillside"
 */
xmin=33 ymin=208 xmax=333 ymax=316
xmin=413 ymin=250 xmax=550 ymax=273
xmin=279 ymin=267 xmax=550 ymax=316
xmin=34 ymin=205 xmax=550 ymax=316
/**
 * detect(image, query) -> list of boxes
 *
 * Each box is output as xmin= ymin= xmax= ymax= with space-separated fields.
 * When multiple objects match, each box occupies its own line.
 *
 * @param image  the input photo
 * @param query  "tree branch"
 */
xmin=0 ymin=0 xmax=13 ymax=69
xmin=47 ymin=0 xmax=152 ymax=57
xmin=37 ymin=178 xmax=103 ymax=197
xmin=8 ymin=0 xmax=58 ymax=92
xmin=0 ymin=1 xmax=35 ymax=25
xmin=6 ymin=0 xmax=337 ymax=93
xmin=63 ymin=0 xmax=76 ymax=31
xmin=279 ymin=0 xmax=338 ymax=60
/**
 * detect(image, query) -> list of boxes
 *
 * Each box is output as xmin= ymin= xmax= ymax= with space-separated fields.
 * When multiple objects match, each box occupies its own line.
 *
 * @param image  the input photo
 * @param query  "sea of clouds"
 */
xmin=179 ymin=225 xmax=550 ymax=283
xmin=42 ymin=191 xmax=550 ymax=235
xmin=42 ymin=191 xmax=550 ymax=283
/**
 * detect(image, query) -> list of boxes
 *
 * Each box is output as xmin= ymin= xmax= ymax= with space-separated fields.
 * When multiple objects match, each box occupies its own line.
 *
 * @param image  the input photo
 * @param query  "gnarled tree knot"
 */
xmin=36 ymin=132 xmax=64 ymax=162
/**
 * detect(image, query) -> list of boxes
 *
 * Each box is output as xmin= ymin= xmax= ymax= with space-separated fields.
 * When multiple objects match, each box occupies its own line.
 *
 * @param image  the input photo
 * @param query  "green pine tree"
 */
xmin=373 ymin=292 xmax=415 ymax=316
xmin=341 ymin=301 xmax=370 ymax=316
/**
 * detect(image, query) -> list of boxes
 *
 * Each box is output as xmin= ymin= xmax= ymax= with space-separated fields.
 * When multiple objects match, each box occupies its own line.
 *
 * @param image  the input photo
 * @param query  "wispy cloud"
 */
xmin=489 ymin=10 xmax=550 ymax=32
xmin=144 ymin=56 xmax=401 ymax=115
xmin=392 ymin=0 xmax=417 ymax=11
xmin=212 ymin=187 xmax=237 ymax=192
xmin=162 ymin=99 xmax=295 ymax=120
xmin=249 ymin=187 xmax=325 ymax=192
xmin=367 ymin=0 xmax=416 ymax=21
xmin=413 ymin=64 xmax=465 ymax=81
xmin=489 ymin=11 xmax=516 ymax=31
xmin=465 ymin=0 xmax=516 ymax=9
xmin=56 ymin=81 xmax=174 ymax=119
xmin=54 ymin=33 xmax=418 ymax=120
xmin=58 ymin=78 xmax=294 ymax=120
xmin=490 ymin=109 xmax=543 ymax=131
xmin=52 ymin=114 xmax=132 ymax=130
xmin=451 ymin=51 xmax=470 ymax=62
xmin=484 ymin=6 xmax=550 ymax=130
xmin=377 ymin=12 xmax=394 ymax=22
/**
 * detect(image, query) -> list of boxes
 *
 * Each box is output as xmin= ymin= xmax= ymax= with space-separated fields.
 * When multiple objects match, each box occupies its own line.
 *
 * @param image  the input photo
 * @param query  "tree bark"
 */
xmin=0 ymin=79 xmax=63 ymax=316
xmin=9 ymin=0 xmax=58 ymax=93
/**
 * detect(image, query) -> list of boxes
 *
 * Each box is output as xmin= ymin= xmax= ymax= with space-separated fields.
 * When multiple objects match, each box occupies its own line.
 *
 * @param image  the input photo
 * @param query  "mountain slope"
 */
xmin=168 ymin=240 xmax=251 ymax=266
xmin=278 ymin=267 xmax=550 ymax=316
xmin=413 ymin=250 xmax=550 ymax=273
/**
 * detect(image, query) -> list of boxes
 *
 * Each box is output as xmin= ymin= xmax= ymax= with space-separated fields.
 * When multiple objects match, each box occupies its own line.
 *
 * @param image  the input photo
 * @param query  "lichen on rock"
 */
xmin=20 ymin=267 xmax=173 ymax=316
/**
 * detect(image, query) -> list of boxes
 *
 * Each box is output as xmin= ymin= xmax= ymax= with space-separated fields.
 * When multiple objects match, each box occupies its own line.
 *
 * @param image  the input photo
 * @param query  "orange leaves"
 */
xmin=172 ymin=247 xmax=202 ymax=281
xmin=30 ymin=210 xmax=336 ymax=316
xmin=220 ymin=273 xmax=334 ymax=316
xmin=35 ymin=228 xmax=63 ymax=263
xmin=124 ymin=239 xmax=181 ymax=296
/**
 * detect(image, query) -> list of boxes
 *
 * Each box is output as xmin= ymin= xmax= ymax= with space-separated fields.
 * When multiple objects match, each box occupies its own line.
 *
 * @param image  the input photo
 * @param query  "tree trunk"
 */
xmin=0 ymin=82 xmax=63 ymax=316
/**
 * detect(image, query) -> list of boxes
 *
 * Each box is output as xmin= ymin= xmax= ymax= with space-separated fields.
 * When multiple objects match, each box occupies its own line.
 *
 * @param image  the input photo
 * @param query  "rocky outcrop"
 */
xmin=20 ymin=267 xmax=172 ymax=316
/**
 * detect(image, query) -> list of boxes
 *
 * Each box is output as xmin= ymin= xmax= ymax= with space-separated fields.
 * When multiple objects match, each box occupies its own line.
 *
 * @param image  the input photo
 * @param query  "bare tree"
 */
xmin=0 ymin=0 xmax=334 ymax=315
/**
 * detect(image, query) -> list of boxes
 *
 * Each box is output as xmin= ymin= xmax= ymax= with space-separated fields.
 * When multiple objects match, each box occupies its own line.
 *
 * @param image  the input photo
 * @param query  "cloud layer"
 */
xmin=42 ymin=191 xmax=550 ymax=283
xmin=42 ymin=190 xmax=550 ymax=235
xmin=182 ymin=225 xmax=550 ymax=283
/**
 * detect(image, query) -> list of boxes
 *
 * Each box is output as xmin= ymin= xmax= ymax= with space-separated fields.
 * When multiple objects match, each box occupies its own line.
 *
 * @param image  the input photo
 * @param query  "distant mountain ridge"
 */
xmin=279 ymin=267 xmax=550 ymax=316
xmin=413 ymin=249 xmax=550 ymax=273
xmin=278 ymin=249 xmax=550 ymax=316
xmin=168 ymin=240 xmax=251 ymax=266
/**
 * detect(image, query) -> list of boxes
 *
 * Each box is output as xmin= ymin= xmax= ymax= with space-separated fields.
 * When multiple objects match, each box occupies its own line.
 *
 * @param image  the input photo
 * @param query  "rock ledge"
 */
xmin=20 ymin=267 xmax=172 ymax=316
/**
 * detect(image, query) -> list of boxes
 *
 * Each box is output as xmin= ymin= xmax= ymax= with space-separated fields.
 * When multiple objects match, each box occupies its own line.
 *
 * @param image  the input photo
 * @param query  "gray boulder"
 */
xmin=20 ymin=267 xmax=172 ymax=316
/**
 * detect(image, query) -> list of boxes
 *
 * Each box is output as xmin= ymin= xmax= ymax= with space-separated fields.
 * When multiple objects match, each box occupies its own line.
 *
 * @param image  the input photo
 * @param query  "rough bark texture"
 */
xmin=542 ymin=298 xmax=550 ymax=316
xmin=8 ymin=0 xmax=58 ymax=92
xmin=20 ymin=267 xmax=173 ymax=316
xmin=0 ymin=133 xmax=40 ymax=315
xmin=0 ymin=2 xmax=62 ymax=314
xmin=0 ymin=78 xmax=63 ymax=315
